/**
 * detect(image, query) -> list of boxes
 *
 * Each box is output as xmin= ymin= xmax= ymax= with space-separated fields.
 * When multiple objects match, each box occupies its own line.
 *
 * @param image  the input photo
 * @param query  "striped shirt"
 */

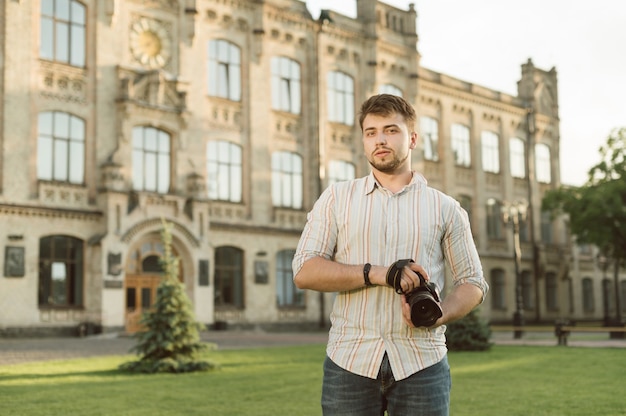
xmin=293 ymin=172 xmax=487 ymax=380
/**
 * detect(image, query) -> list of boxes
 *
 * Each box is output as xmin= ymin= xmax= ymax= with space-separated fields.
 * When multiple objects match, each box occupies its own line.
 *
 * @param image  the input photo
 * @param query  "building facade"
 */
xmin=0 ymin=0 xmax=622 ymax=335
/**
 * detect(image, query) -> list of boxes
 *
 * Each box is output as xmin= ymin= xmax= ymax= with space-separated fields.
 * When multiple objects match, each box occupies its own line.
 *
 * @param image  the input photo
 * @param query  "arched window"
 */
xmin=276 ymin=250 xmax=304 ymax=307
xmin=214 ymin=246 xmax=244 ymax=309
xmin=37 ymin=111 xmax=85 ymax=184
xmin=328 ymin=160 xmax=355 ymax=185
xmin=378 ymin=84 xmax=402 ymax=97
xmin=132 ymin=126 xmax=171 ymax=193
xmin=327 ymin=71 xmax=354 ymax=125
xmin=207 ymin=140 xmax=242 ymax=202
xmin=207 ymin=39 xmax=241 ymax=101
xmin=38 ymin=235 xmax=84 ymax=307
xmin=271 ymin=56 xmax=301 ymax=114
xmin=40 ymin=0 xmax=86 ymax=67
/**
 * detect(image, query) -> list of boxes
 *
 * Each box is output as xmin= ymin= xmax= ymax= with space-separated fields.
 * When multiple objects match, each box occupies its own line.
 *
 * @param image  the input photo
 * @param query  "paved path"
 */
xmin=1 ymin=330 xmax=625 ymax=366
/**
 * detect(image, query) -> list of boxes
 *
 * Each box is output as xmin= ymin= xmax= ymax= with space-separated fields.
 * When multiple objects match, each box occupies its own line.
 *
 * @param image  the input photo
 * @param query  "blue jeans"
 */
xmin=321 ymin=353 xmax=451 ymax=416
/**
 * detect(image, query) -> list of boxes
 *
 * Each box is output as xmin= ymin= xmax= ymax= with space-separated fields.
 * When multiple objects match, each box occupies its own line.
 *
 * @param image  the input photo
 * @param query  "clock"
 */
xmin=130 ymin=18 xmax=172 ymax=69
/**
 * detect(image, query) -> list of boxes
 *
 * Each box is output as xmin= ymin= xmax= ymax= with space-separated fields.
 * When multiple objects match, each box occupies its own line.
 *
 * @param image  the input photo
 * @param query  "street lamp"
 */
xmin=502 ymin=200 xmax=528 ymax=339
xmin=596 ymin=254 xmax=610 ymax=326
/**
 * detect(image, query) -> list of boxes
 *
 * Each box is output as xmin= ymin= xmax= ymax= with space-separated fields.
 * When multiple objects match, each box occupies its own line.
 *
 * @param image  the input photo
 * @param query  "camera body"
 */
xmin=385 ymin=259 xmax=443 ymax=327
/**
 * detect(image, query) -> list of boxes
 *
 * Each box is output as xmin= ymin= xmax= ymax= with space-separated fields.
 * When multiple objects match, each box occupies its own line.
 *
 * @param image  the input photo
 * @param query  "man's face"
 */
xmin=362 ymin=113 xmax=416 ymax=173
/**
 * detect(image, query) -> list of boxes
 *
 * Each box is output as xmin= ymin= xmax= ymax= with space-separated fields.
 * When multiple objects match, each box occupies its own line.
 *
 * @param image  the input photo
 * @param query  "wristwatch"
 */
xmin=363 ymin=263 xmax=373 ymax=287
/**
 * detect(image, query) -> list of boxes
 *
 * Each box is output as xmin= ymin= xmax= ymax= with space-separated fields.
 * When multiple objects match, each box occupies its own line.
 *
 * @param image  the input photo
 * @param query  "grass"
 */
xmin=0 ymin=344 xmax=625 ymax=416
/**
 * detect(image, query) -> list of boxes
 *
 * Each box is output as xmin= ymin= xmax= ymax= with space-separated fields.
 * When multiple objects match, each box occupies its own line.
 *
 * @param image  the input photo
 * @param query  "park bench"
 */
xmin=490 ymin=324 xmax=626 ymax=346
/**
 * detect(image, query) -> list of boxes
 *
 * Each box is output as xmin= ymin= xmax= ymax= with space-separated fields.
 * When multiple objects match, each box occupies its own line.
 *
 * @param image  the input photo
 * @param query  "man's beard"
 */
xmin=368 ymin=150 xmax=409 ymax=173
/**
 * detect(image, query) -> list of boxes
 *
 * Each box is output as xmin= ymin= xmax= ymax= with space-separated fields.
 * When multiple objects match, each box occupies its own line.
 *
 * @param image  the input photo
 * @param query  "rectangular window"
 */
xmin=40 ymin=0 xmax=86 ymax=67
xmin=37 ymin=111 xmax=85 ymax=184
xmin=271 ymin=57 xmax=301 ymax=114
xmin=272 ymin=151 xmax=303 ymax=209
xmin=510 ymin=137 xmax=526 ymax=178
xmin=132 ymin=126 xmax=171 ymax=193
xmin=451 ymin=123 xmax=471 ymax=167
xmin=535 ymin=143 xmax=552 ymax=183
xmin=207 ymin=140 xmax=243 ymax=202
xmin=208 ymin=40 xmax=241 ymax=101
xmin=420 ymin=116 xmax=439 ymax=162
xmin=481 ymin=131 xmax=500 ymax=173
xmin=486 ymin=198 xmax=503 ymax=239
xmin=327 ymin=71 xmax=354 ymax=125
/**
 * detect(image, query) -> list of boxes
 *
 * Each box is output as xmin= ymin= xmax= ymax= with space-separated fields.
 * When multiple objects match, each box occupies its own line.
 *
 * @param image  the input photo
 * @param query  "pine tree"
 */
xmin=119 ymin=219 xmax=217 ymax=373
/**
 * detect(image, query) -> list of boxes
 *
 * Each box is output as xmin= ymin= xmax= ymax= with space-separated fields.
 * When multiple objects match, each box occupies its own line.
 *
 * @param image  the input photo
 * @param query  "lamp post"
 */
xmin=502 ymin=200 xmax=528 ymax=339
xmin=611 ymin=258 xmax=625 ymax=338
xmin=596 ymin=254 xmax=610 ymax=326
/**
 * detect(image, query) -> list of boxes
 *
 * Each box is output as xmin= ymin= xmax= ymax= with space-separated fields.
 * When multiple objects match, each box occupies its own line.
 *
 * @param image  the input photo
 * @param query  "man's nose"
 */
xmin=375 ymin=133 xmax=387 ymax=144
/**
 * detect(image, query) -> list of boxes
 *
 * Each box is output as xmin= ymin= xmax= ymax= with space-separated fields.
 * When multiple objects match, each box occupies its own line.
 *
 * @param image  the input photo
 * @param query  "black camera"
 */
xmin=386 ymin=259 xmax=443 ymax=327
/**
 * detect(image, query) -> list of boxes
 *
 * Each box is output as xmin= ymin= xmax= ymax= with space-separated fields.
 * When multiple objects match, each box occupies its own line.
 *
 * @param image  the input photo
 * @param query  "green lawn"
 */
xmin=0 ymin=344 xmax=625 ymax=415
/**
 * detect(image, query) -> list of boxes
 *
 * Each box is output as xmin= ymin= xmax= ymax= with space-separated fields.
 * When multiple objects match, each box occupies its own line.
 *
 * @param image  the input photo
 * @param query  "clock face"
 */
xmin=130 ymin=18 xmax=171 ymax=69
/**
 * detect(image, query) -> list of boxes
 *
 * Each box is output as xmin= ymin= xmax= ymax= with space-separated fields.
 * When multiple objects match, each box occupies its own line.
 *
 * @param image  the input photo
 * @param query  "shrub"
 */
xmin=445 ymin=309 xmax=492 ymax=351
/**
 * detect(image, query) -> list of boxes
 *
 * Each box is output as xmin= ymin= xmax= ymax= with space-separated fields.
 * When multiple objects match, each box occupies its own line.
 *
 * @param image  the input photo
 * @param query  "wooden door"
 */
xmin=125 ymin=274 xmax=161 ymax=333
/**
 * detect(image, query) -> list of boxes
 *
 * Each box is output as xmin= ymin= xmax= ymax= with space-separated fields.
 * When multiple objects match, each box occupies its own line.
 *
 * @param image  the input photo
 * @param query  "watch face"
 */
xmin=130 ymin=18 xmax=171 ymax=68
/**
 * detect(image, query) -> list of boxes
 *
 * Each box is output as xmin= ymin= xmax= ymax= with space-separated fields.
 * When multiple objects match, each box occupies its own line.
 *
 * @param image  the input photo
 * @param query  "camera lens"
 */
xmin=407 ymin=290 xmax=443 ymax=327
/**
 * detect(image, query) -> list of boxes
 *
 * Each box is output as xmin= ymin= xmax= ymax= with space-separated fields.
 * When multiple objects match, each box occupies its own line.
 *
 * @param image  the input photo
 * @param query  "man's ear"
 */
xmin=409 ymin=132 xmax=418 ymax=149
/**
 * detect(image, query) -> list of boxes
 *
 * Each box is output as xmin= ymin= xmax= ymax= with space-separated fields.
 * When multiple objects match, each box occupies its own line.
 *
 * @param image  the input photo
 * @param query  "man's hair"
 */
xmin=358 ymin=94 xmax=416 ymax=132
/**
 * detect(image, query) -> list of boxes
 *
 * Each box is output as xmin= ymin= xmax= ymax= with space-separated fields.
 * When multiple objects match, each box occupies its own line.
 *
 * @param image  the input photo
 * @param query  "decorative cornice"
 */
xmin=0 ymin=203 xmax=102 ymax=221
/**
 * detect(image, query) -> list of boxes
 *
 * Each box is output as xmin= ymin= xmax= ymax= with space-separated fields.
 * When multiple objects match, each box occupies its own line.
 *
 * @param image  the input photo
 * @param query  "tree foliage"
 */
xmin=119 ymin=219 xmax=217 ymax=373
xmin=542 ymin=127 xmax=626 ymax=264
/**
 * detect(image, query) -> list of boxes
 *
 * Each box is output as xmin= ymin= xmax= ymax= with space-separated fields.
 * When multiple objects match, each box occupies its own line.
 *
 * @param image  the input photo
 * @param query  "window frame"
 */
xmin=271 ymin=151 xmax=303 ymax=209
xmin=420 ymin=116 xmax=439 ymax=162
xmin=535 ymin=143 xmax=552 ymax=183
xmin=207 ymin=140 xmax=243 ymax=203
xmin=327 ymin=71 xmax=354 ymax=126
xmin=378 ymin=84 xmax=402 ymax=97
xmin=214 ymin=246 xmax=244 ymax=309
xmin=132 ymin=126 xmax=171 ymax=194
xmin=207 ymin=39 xmax=242 ymax=101
xmin=481 ymin=130 xmax=500 ymax=174
xmin=451 ymin=123 xmax=471 ymax=167
xmin=276 ymin=249 xmax=305 ymax=308
xmin=271 ymin=56 xmax=301 ymax=114
xmin=509 ymin=137 xmax=526 ymax=178
xmin=40 ymin=0 xmax=86 ymax=67
xmin=38 ymin=235 xmax=84 ymax=308
xmin=37 ymin=111 xmax=85 ymax=184
xmin=328 ymin=160 xmax=356 ymax=185
xmin=486 ymin=198 xmax=503 ymax=240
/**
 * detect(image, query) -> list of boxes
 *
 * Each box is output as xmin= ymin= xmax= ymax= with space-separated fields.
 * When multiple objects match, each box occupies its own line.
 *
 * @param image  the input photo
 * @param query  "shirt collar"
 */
xmin=365 ymin=171 xmax=428 ymax=195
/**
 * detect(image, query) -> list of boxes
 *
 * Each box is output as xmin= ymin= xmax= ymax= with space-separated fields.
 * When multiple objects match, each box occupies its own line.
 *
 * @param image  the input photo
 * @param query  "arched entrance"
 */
xmin=124 ymin=237 xmax=183 ymax=333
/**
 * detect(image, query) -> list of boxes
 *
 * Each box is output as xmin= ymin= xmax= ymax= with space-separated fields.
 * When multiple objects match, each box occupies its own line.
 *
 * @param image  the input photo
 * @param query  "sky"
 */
xmin=305 ymin=0 xmax=626 ymax=186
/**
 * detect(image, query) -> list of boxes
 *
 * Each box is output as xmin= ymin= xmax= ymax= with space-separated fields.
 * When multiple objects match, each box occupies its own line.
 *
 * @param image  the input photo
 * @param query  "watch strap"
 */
xmin=363 ymin=263 xmax=373 ymax=287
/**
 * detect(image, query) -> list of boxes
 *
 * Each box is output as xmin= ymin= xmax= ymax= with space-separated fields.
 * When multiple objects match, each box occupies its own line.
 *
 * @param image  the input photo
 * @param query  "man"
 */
xmin=292 ymin=94 xmax=488 ymax=415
